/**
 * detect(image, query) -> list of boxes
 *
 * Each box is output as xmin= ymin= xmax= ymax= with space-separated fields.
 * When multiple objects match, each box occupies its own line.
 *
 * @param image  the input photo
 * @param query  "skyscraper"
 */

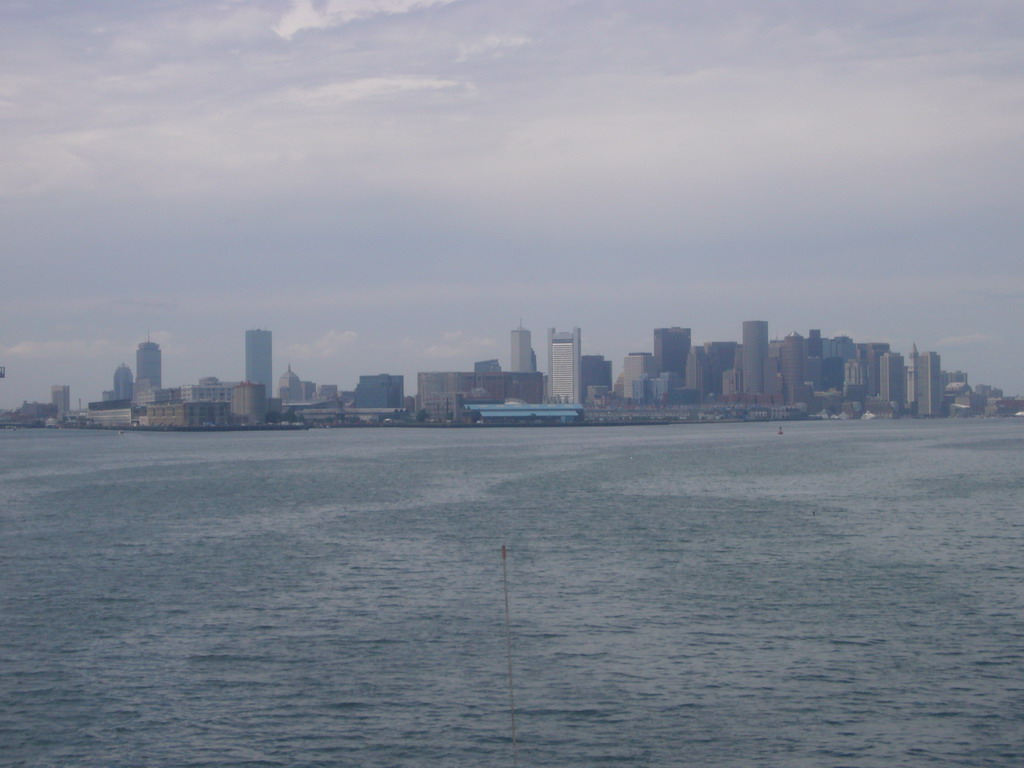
xmin=879 ymin=352 xmax=906 ymax=412
xmin=547 ymin=327 xmax=581 ymax=403
xmin=580 ymin=355 xmax=613 ymax=402
xmin=916 ymin=351 xmax=942 ymax=416
xmin=245 ymin=329 xmax=273 ymax=389
xmin=622 ymin=352 xmax=659 ymax=402
xmin=510 ymin=326 xmax=535 ymax=373
xmin=653 ymin=327 xmax=691 ymax=378
xmin=135 ymin=340 xmax=161 ymax=397
xmin=779 ymin=332 xmax=806 ymax=403
xmin=741 ymin=321 xmax=769 ymax=394
xmin=113 ymin=363 xmax=134 ymax=401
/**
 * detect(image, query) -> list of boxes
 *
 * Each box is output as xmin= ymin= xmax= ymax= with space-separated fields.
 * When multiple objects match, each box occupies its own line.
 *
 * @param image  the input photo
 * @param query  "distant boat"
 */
xmin=777 ymin=426 xmax=784 ymax=435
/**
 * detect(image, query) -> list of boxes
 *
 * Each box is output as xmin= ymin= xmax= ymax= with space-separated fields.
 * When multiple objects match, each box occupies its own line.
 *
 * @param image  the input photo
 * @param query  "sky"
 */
xmin=2 ymin=0 xmax=1023 ymax=407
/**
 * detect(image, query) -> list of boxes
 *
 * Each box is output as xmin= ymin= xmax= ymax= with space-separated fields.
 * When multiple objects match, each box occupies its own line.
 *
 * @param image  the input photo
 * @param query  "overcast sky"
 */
xmin=2 ymin=0 xmax=1023 ymax=407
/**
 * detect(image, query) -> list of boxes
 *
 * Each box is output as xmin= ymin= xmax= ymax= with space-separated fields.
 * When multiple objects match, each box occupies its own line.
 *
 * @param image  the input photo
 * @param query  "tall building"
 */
xmin=879 ymin=352 xmax=906 ymax=411
xmin=741 ymin=321 xmax=769 ymax=394
xmin=510 ymin=326 xmax=536 ymax=373
xmin=51 ymin=385 xmax=70 ymax=416
xmin=685 ymin=346 xmax=709 ymax=399
xmin=622 ymin=352 xmax=659 ymax=402
xmin=278 ymin=365 xmax=302 ymax=404
xmin=580 ymin=355 xmax=613 ymax=402
xmin=916 ymin=351 xmax=942 ymax=416
xmin=653 ymin=327 xmax=690 ymax=378
xmin=245 ymin=329 xmax=273 ymax=390
xmin=135 ymin=340 xmax=161 ymax=396
xmin=355 ymin=374 xmax=404 ymax=408
xmin=113 ymin=363 xmax=134 ymax=402
xmin=779 ymin=332 xmax=806 ymax=403
xmin=547 ymin=327 xmax=581 ymax=403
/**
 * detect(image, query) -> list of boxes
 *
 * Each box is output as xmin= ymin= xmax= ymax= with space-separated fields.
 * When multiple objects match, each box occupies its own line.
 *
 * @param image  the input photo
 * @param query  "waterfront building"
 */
xmin=135 ymin=340 xmax=162 ymax=398
xmin=145 ymin=401 xmax=231 ymax=428
xmin=416 ymin=370 xmax=545 ymax=419
xmin=50 ymin=385 xmax=70 ymax=416
xmin=245 ymin=330 xmax=273 ymax=390
xmin=653 ymin=327 xmax=690 ymax=378
xmin=741 ymin=321 xmax=769 ymax=394
xmin=355 ymin=374 xmax=405 ymax=408
xmin=547 ymin=327 xmax=581 ymax=403
xmin=510 ymin=326 xmax=536 ymax=373
xmin=231 ymin=382 xmax=267 ymax=425
xmin=181 ymin=377 xmax=240 ymax=403
xmin=113 ymin=364 xmax=134 ymax=402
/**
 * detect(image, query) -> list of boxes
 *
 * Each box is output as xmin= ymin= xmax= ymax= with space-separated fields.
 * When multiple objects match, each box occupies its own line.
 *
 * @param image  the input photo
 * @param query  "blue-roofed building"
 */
xmin=464 ymin=402 xmax=584 ymax=424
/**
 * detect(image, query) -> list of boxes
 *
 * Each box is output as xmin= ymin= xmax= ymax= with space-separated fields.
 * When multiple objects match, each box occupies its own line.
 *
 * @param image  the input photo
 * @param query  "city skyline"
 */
xmin=2 ymin=2 xmax=1023 ymax=405
xmin=0 ymin=319 xmax=1008 ymax=411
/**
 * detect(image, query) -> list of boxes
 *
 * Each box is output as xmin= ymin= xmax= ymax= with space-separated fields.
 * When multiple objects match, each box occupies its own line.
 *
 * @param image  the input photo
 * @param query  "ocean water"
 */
xmin=1 ymin=420 xmax=1022 ymax=767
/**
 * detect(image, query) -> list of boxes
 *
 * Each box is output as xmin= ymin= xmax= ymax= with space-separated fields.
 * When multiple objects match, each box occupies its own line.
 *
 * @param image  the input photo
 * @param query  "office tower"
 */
xmin=685 ymin=346 xmax=709 ymax=399
xmin=844 ymin=359 xmax=868 ymax=387
xmin=856 ymin=342 xmax=890 ymax=397
xmin=511 ymin=326 xmax=536 ymax=373
xmin=741 ymin=321 xmax=769 ymax=394
xmin=779 ymin=332 xmax=806 ymax=403
xmin=278 ymin=365 xmax=302 ymax=404
xmin=806 ymin=329 xmax=823 ymax=359
xmin=653 ymin=327 xmax=690 ymax=378
xmin=245 ymin=329 xmax=273 ymax=389
xmin=474 ymin=359 xmax=502 ymax=373
xmin=906 ymin=344 xmax=919 ymax=409
xmin=135 ymin=340 xmax=162 ymax=396
xmin=113 ymin=363 xmax=134 ymax=401
xmin=702 ymin=341 xmax=738 ymax=397
xmin=622 ymin=352 xmax=659 ymax=402
xmin=51 ymin=385 xmax=70 ymax=416
xmin=581 ymin=355 xmax=613 ymax=402
xmin=879 ymin=352 xmax=906 ymax=411
xmin=355 ymin=374 xmax=405 ymax=408
xmin=916 ymin=351 xmax=942 ymax=416
xmin=548 ymin=327 xmax=581 ymax=403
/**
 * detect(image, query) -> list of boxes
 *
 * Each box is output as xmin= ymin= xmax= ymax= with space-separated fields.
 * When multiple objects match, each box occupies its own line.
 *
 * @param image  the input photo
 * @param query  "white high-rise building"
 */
xmin=547 ymin=327 xmax=581 ymax=403
xmin=510 ymin=325 xmax=535 ymax=373
xmin=916 ymin=351 xmax=942 ymax=416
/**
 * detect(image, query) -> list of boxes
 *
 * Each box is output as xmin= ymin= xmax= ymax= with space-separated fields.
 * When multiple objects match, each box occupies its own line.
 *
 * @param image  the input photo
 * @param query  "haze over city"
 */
xmin=3 ymin=1 xmax=1023 ymax=408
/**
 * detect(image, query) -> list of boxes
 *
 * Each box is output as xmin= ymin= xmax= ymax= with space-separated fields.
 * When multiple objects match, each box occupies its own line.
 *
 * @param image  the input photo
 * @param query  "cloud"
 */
xmin=422 ymin=331 xmax=496 ymax=360
xmin=456 ymin=34 xmax=531 ymax=63
xmin=275 ymin=0 xmax=459 ymax=40
xmin=284 ymin=76 xmax=464 ymax=107
xmin=284 ymin=329 xmax=358 ymax=359
xmin=937 ymin=333 xmax=998 ymax=347
xmin=1 ymin=339 xmax=119 ymax=360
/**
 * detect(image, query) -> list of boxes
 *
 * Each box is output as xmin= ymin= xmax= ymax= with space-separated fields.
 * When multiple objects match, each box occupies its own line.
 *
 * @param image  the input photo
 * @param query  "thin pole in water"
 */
xmin=501 ymin=544 xmax=519 ymax=766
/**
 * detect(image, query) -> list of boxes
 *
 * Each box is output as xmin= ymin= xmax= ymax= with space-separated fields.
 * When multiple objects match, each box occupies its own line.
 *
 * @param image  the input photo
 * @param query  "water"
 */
xmin=1 ymin=420 xmax=1022 ymax=766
